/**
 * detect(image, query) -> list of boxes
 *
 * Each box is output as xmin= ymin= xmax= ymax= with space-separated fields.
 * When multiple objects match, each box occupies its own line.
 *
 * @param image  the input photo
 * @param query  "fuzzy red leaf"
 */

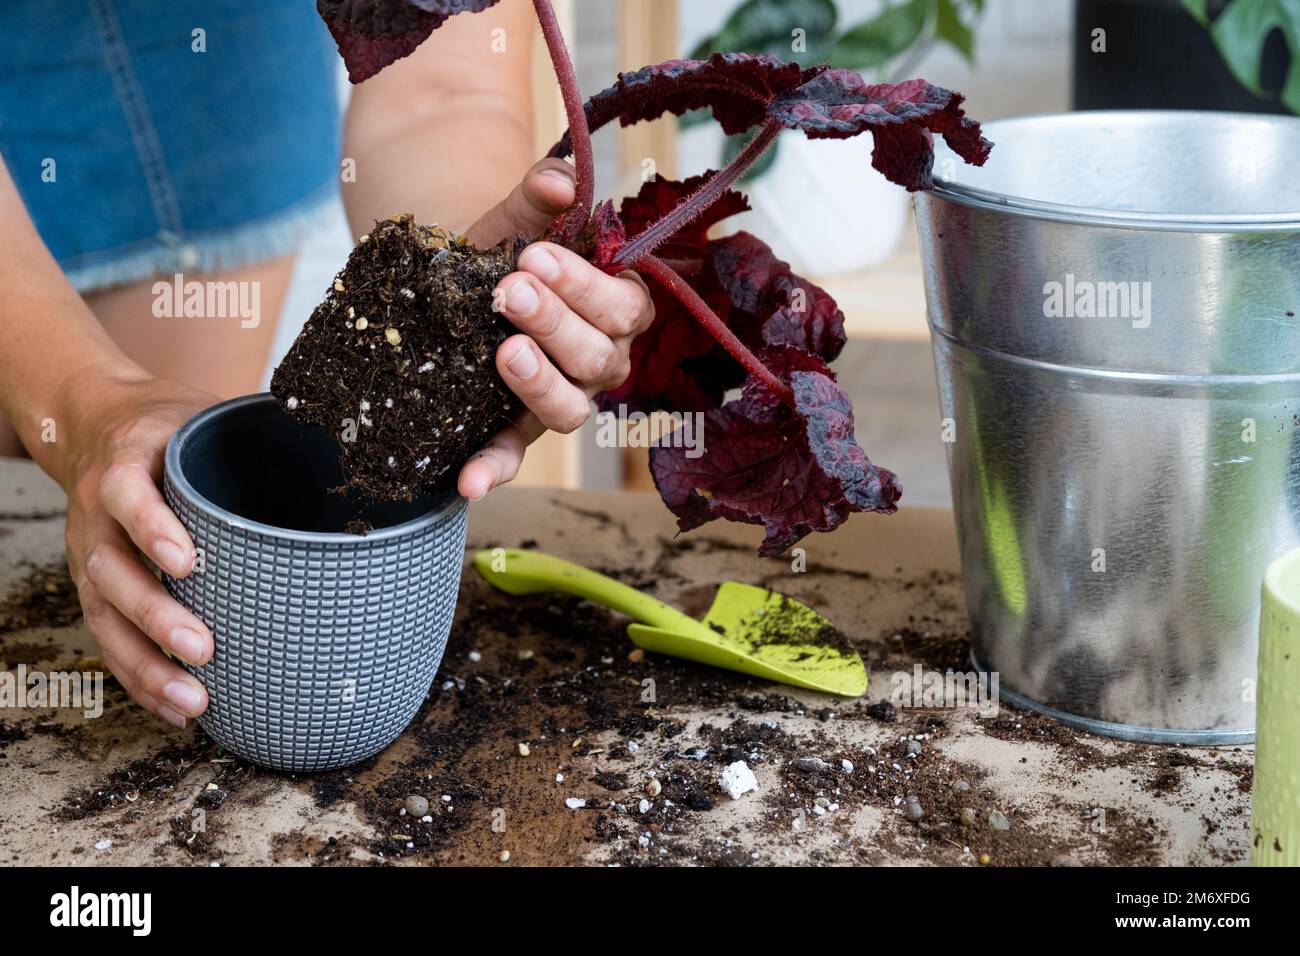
xmin=768 ymin=73 xmax=991 ymax=189
xmin=549 ymin=54 xmax=805 ymax=156
xmin=650 ymin=348 xmax=900 ymax=556
xmin=317 ymin=0 xmax=501 ymax=82
xmin=709 ymin=232 xmax=845 ymax=362
xmin=618 ymin=173 xmax=751 ymax=259
xmin=594 ymin=177 xmax=746 ymax=414
xmin=550 ymin=53 xmax=991 ymax=190
xmin=592 ymin=179 xmax=844 ymax=414
xmin=572 ymin=199 xmax=626 ymax=269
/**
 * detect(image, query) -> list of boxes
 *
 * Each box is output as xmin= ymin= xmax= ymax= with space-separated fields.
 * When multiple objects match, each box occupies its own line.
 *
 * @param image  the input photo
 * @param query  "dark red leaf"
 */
xmin=550 ymin=53 xmax=991 ymax=190
xmin=618 ymin=172 xmax=750 ymax=259
xmin=591 ymin=178 xmax=844 ymax=415
xmin=594 ymin=177 xmax=748 ymax=414
xmin=317 ymin=0 xmax=501 ymax=82
xmin=650 ymin=347 xmax=900 ymax=556
xmin=709 ymin=232 xmax=845 ymax=362
xmin=572 ymin=199 xmax=626 ymax=270
xmin=596 ymin=285 xmax=730 ymax=415
xmin=549 ymin=53 xmax=808 ymax=156
xmin=768 ymin=73 xmax=991 ymax=189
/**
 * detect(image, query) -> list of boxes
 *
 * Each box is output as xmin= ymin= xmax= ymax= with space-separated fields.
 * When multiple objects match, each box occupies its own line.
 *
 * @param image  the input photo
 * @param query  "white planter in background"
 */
xmin=723 ymin=132 xmax=911 ymax=277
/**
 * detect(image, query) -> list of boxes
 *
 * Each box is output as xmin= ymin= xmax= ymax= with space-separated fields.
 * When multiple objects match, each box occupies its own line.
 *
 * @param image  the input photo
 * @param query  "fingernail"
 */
xmin=541 ymin=164 xmax=576 ymax=186
xmin=163 ymin=679 xmax=202 ymax=715
xmin=157 ymin=704 xmax=188 ymax=729
xmin=170 ymin=627 xmax=208 ymax=665
xmin=520 ymin=246 xmax=561 ymax=281
xmin=154 ymin=539 xmax=191 ymax=576
xmin=506 ymin=341 xmax=539 ymax=380
xmin=505 ymin=281 xmax=540 ymax=317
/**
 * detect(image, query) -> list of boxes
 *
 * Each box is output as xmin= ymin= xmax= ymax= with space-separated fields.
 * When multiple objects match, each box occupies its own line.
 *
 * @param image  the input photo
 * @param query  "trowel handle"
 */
xmin=472 ymin=549 xmax=697 ymax=631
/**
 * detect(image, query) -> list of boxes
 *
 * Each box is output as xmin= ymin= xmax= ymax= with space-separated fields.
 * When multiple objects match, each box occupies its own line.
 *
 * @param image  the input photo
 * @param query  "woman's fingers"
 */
xmin=496 ymin=335 xmax=591 ymax=435
xmin=98 ymin=452 xmax=196 ymax=579
xmin=497 ymin=272 xmax=627 ymax=390
xmin=99 ymin=649 xmax=188 ymax=728
xmin=517 ymin=243 xmax=654 ymax=339
xmin=456 ymin=419 xmax=542 ymax=501
xmin=83 ymin=528 xmax=213 ymax=667
xmin=75 ymin=580 xmax=208 ymax=721
xmin=465 ymin=158 xmax=577 ymax=246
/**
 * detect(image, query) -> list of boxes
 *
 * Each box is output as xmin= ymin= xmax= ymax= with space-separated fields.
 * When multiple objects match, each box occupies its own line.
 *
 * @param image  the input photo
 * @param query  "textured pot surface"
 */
xmin=162 ymin=393 xmax=467 ymax=771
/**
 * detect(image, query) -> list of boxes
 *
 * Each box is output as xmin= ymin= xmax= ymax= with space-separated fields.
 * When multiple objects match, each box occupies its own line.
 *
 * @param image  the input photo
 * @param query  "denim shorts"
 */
xmin=0 ymin=0 xmax=341 ymax=292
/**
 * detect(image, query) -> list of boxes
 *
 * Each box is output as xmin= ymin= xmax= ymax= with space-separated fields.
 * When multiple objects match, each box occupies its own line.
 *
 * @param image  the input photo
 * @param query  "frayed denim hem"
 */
xmin=62 ymin=185 xmax=340 ymax=294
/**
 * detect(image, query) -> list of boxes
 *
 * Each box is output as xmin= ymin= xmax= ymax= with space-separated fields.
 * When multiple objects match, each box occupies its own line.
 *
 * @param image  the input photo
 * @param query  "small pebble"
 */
xmin=793 ymin=756 xmax=833 ymax=773
xmin=420 ymin=815 xmax=433 ymax=823
xmin=565 ymin=798 xmax=586 ymax=810
xmin=959 ymin=807 xmax=978 ymax=826
xmin=499 ymin=850 xmax=511 ymax=863
xmin=333 ymin=279 xmax=345 ymax=292
xmin=718 ymin=760 xmax=758 ymax=800
xmin=355 ymin=317 xmax=369 ymax=330
xmin=404 ymin=795 xmax=429 ymax=818
xmin=467 ymin=650 xmax=481 ymax=662
xmin=385 ymin=327 xmax=402 ymax=346
xmin=841 ymin=759 xmax=854 ymax=774
xmin=903 ymin=794 xmax=925 ymax=822
xmin=646 ymin=779 xmax=662 ymax=797
xmin=517 ymin=742 xmax=530 ymax=757
xmin=94 ymin=839 xmax=112 ymax=851
xmin=638 ymin=798 xmax=650 ymax=814
xmin=1051 ymin=853 xmax=1081 ymax=867
xmin=979 ymin=853 xmax=991 ymax=865
xmin=627 ymin=648 xmax=645 ymax=663
xmin=517 ymin=648 xmax=534 ymax=661
xmin=951 ymin=780 xmax=971 ymax=794
xmin=906 ymin=739 xmax=923 ymax=756
xmin=988 ymin=809 xmax=1011 ymax=831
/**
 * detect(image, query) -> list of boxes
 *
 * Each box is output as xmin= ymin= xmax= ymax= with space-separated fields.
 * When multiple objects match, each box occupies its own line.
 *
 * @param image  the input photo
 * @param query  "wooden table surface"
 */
xmin=0 ymin=458 xmax=1251 ymax=866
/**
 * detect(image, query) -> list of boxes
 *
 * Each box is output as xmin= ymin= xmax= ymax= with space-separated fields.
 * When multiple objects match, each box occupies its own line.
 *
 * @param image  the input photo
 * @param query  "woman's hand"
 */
xmin=456 ymin=158 xmax=655 ymax=500
xmin=55 ymin=372 xmax=218 ymax=726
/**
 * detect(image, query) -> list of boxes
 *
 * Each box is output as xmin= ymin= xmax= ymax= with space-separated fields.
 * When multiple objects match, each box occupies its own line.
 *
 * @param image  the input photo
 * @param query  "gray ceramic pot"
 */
xmin=162 ymin=393 xmax=467 ymax=771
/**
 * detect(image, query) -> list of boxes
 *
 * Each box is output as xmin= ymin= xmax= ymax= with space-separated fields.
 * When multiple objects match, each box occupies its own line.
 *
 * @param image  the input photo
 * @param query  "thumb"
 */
xmin=465 ymin=158 xmax=577 ymax=246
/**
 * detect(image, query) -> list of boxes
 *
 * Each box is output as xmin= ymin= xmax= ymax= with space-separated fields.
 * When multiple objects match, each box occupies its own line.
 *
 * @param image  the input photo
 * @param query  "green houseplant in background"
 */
xmin=681 ymin=0 xmax=986 ymax=275
xmin=1181 ymin=0 xmax=1300 ymax=114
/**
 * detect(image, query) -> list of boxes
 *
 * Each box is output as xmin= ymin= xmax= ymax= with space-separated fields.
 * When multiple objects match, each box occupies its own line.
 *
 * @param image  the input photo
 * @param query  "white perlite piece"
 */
xmin=565 ymin=798 xmax=586 ymax=810
xmin=719 ymin=761 xmax=758 ymax=800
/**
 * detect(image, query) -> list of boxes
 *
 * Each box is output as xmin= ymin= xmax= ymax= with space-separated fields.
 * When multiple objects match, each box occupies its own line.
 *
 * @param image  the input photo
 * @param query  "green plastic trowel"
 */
xmin=473 ymin=548 xmax=867 ymax=697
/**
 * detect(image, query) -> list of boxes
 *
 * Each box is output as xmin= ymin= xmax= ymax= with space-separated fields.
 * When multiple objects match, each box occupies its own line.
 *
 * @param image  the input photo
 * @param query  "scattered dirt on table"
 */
xmin=18 ymin=519 xmax=1251 ymax=866
xmin=0 ymin=563 xmax=81 ymax=635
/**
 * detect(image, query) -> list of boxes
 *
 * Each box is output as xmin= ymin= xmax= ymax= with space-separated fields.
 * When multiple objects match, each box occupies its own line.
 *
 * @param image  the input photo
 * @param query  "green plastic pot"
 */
xmin=1252 ymin=546 xmax=1300 ymax=866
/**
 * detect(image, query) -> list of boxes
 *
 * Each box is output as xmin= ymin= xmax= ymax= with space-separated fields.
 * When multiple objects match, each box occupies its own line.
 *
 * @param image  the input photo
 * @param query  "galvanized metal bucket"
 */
xmin=916 ymin=111 xmax=1300 ymax=744
xmin=163 ymin=394 xmax=467 ymax=771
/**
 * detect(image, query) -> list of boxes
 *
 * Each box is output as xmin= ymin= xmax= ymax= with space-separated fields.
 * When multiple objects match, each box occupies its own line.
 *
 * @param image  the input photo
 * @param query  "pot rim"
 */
xmin=164 ymin=392 xmax=464 ymax=545
xmin=931 ymin=109 xmax=1300 ymax=233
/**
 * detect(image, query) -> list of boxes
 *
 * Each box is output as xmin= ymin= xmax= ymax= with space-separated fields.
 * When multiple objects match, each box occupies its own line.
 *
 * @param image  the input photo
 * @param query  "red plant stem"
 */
xmin=532 ymin=0 xmax=594 ymax=244
xmin=638 ymin=254 xmax=794 ymax=407
xmin=613 ymin=119 xmax=782 ymax=270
